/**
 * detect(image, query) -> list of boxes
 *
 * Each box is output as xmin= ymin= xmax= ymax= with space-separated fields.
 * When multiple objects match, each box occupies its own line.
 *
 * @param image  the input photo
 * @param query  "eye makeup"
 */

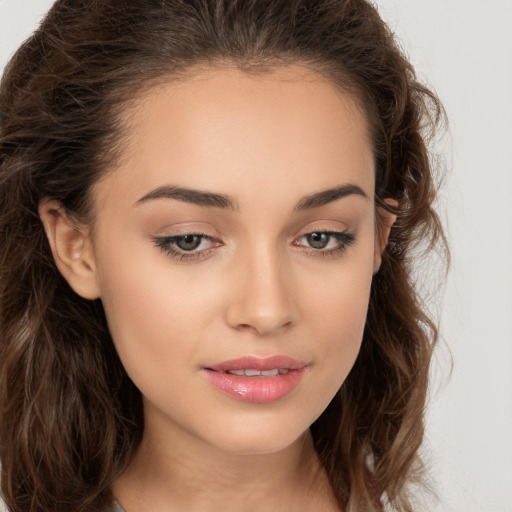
xmin=293 ymin=230 xmax=356 ymax=259
xmin=153 ymin=233 xmax=221 ymax=262
xmin=152 ymin=228 xmax=357 ymax=263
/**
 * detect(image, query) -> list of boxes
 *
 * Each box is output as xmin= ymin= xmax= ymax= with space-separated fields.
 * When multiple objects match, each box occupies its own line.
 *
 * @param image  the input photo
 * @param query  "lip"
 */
xmin=202 ymin=356 xmax=308 ymax=404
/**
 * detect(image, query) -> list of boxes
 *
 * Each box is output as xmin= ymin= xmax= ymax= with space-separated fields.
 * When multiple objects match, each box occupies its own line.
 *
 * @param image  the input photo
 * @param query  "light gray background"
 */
xmin=1 ymin=1 xmax=511 ymax=511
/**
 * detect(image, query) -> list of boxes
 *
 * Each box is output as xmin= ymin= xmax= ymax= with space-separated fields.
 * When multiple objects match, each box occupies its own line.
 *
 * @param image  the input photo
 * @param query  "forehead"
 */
xmin=94 ymin=64 xmax=375 ymax=211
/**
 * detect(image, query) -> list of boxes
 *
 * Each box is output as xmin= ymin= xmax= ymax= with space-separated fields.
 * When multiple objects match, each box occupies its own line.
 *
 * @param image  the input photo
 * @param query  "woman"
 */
xmin=0 ymin=1 xmax=447 ymax=511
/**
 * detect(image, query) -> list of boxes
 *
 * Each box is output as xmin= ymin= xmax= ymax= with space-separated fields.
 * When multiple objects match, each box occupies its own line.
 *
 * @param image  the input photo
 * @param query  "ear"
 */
xmin=373 ymin=198 xmax=398 ymax=274
xmin=39 ymin=198 xmax=100 ymax=300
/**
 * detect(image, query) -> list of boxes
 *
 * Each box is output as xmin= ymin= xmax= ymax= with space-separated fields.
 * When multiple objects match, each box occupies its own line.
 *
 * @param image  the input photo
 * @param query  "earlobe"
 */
xmin=373 ymin=198 xmax=398 ymax=274
xmin=39 ymin=198 xmax=100 ymax=300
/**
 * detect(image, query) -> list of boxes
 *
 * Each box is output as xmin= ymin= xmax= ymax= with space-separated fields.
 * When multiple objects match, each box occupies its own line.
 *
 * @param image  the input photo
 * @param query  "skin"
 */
xmin=40 ymin=65 xmax=395 ymax=512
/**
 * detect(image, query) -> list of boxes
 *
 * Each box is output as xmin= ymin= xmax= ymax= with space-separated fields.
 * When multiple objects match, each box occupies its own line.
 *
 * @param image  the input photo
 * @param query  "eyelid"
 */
xmin=153 ymin=231 xmax=222 ymax=262
xmin=292 ymin=228 xmax=357 ymax=258
xmin=291 ymin=218 xmax=349 ymax=235
xmin=152 ymin=221 xmax=220 ymax=237
xmin=152 ymin=222 xmax=356 ymax=263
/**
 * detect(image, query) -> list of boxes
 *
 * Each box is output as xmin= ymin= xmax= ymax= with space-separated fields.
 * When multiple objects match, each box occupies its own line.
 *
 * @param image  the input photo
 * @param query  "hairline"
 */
xmin=84 ymin=57 xmax=380 ymax=234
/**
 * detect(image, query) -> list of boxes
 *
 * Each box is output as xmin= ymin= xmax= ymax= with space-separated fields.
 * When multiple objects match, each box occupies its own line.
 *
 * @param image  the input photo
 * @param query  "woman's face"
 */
xmin=86 ymin=65 xmax=384 ymax=454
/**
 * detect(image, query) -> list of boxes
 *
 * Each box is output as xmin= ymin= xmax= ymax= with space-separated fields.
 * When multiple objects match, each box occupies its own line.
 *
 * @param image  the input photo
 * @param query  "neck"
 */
xmin=112 ymin=408 xmax=338 ymax=512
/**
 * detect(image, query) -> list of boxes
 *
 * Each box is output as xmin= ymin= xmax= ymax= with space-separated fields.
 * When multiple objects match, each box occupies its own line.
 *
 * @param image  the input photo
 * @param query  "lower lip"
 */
xmin=202 ymin=368 xmax=307 ymax=404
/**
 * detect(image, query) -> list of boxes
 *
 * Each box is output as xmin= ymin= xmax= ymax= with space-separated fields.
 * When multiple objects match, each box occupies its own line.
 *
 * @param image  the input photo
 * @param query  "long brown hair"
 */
xmin=0 ymin=1 xmax=447 ymax=511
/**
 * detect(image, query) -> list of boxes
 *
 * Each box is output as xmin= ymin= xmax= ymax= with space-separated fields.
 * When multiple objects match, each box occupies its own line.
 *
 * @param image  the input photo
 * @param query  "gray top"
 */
xmin=1 ymin=498 xmax=126 ymax=511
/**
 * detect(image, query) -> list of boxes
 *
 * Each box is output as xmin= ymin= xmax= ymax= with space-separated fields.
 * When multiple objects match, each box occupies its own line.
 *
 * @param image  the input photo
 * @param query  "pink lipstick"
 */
xmin=202 ymin=356 xmax=307 ymax=403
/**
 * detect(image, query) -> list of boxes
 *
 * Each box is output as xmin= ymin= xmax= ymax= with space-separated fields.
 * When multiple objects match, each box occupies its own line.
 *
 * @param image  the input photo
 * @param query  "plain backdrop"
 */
xmin=1 ymin=1 xmax=511 ymax=511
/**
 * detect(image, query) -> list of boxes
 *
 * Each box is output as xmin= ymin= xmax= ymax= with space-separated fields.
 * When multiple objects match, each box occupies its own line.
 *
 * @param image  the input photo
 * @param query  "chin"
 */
xmin=203 ymin=422 xmax=311 ymax=456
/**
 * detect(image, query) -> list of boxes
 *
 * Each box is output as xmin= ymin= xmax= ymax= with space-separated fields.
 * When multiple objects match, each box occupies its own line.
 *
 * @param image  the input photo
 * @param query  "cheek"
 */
xmin=321 ymin=271 xmax=371 ymax=350
xmin=94 ymin=239 xmax=204 ymax=383
xmin=94 ymin=236 xmax=232 ymax=392
xmin=308 ymin=248 xmax=373 ymax=337
xmin=303 ymin=245 xmax=374 ymax=389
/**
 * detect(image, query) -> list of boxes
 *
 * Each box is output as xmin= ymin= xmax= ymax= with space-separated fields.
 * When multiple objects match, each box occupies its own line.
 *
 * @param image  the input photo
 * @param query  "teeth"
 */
xmin=245 ymin=369 xmax=262 ymax=376
xmin=226 ymin=368 xmax=287 ymax=377
xmin=227 ymin=369 xmax=245 ymax=376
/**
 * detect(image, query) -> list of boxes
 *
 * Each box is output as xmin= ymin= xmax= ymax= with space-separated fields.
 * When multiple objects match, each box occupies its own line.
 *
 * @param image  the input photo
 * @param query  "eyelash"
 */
xmin=293 ymin=231 xmax=356 ymax=258
xmin=153 ymin=233 xmax=217 ymax=262
xmin=153 ymin=230 xmax=356 ymax=262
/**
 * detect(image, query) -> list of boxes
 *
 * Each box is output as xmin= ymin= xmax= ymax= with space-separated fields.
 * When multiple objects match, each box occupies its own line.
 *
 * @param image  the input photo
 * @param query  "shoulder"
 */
xmin=112 ymin=501 xmax=126 ymax=512
xmin=0 ymin=493 xmax=123 ymax=512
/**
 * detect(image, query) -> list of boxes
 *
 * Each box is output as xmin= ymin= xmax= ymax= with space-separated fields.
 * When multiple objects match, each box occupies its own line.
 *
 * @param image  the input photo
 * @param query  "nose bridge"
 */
xmin=225 ymin=239 xmax=295 ymax=335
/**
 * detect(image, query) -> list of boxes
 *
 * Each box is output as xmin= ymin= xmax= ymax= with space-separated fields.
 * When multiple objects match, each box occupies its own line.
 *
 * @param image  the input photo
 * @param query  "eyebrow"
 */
xmin=293 ymin=184 xmax=369 ymax=211
xmin=135 ymin=185 xmax=236 ymax=209
xmin=134 ymin=183 xmax=368 ymax=210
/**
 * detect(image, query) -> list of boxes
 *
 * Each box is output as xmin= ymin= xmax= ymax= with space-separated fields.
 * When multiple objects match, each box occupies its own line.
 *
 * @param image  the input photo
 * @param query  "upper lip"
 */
xmin=206 ymin=355 xmax=307 ymax=372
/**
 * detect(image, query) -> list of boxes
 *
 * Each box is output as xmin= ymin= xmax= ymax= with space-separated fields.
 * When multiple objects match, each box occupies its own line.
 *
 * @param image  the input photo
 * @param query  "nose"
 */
xmin=224 ymin=246 xmax=297 ymax=336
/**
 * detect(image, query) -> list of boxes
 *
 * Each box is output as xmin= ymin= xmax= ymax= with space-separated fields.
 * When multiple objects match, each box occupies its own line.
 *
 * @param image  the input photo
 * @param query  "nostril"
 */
xmin=224 ymin=263 xmax=296 ymax=335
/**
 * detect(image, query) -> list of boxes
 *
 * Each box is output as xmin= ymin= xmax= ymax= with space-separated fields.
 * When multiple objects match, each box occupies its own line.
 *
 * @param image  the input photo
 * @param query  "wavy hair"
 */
xmin=0 ymin=1 xmax=447 ymax=511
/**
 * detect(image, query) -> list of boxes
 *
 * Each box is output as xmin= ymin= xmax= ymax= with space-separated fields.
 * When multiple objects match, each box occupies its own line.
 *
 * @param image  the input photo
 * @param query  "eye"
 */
xmin=305 ymin=232 xmax=332 ymax=249
xmin=174 ymin=234 xmax=204 ymax=251
xmin=294 ymin=230 xmax=356 ymax=256
xmin=153 ymin=233 xmax=219 ymax=261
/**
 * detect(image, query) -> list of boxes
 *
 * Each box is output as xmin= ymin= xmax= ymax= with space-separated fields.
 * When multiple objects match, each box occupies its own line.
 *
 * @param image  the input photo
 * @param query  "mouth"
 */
xmin=219 ymin=368 xmax=291 ymax=377
xmin=202 ymin=356 xmax=308 ymax=404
